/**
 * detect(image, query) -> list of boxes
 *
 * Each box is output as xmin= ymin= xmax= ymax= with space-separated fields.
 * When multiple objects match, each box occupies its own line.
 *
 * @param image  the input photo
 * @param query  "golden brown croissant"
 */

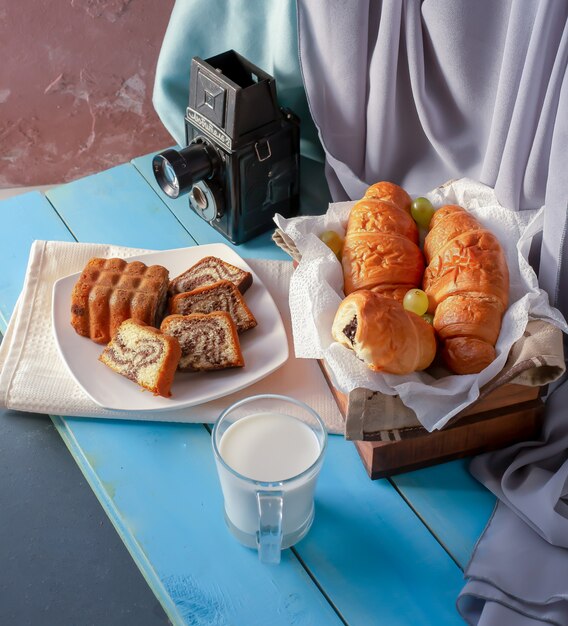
xmin=365 ymin=181 xmax=412 ymax=213
xmin=332 ymin=290 xmax=437 ymax=375
xmin=342 ymin=182 xmax=424 ymax=299
xmin=423 ymin=205 xmax=509 ymax=374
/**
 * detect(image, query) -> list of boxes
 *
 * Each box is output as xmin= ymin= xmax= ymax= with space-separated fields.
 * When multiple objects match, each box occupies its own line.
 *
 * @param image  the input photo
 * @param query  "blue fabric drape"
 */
xmin=152 ymin=0 xmax=330 ymax=213
xmin=152 ymin=0 xmax=324 ymax=163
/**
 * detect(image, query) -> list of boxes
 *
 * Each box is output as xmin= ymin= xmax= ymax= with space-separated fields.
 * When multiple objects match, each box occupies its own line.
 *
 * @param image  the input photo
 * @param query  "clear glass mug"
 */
xmin=212 ymin=394 xmax=327 ymax=564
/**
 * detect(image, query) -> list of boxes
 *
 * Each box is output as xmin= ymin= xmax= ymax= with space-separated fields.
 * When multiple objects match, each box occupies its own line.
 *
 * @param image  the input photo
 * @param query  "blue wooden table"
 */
xmin=0 ymin=153 xmax=497 ymax=625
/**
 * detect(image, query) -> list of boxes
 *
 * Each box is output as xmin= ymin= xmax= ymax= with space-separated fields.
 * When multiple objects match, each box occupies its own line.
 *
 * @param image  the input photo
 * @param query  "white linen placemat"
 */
xmin=0 ymin=240 xmax=343 ymax=433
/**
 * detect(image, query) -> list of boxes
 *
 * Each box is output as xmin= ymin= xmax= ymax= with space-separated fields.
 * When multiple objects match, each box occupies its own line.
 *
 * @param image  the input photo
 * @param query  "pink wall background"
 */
xmin=0 ymin=0 xmax=175 ymax=187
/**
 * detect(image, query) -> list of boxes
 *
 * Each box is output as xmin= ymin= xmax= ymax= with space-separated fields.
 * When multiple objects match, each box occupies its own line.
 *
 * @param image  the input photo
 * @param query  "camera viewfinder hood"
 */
xmin=188 ymin=50 xmax=281 ymax=149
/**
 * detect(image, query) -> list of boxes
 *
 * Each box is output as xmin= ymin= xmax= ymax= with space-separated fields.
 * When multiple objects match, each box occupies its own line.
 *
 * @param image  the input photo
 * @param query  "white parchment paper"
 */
xmin=274 ymin=178 xmax=568 ymax=431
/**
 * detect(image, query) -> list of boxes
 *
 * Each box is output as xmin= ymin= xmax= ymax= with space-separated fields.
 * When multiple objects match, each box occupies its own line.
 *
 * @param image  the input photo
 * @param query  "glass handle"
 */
xmin=256 ymin=491 xmax=283 ymax=564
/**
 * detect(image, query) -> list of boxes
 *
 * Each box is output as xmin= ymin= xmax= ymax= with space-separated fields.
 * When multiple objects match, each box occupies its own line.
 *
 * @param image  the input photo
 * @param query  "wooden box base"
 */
xmin=319 ymin=363 xmax=545 ymax=479
xmin=353 ymin=399 xmax=543 ymax=479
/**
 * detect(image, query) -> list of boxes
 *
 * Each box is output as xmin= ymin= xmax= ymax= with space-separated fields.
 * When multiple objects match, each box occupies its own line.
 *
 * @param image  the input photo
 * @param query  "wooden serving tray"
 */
xmin=319 ymin=362 xmax=544 ymax=479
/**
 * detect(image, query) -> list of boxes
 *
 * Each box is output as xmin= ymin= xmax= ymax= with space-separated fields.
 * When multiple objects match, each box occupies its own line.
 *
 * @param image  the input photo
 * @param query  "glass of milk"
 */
xmin=212 ymin=394 xmax=327 ymax=564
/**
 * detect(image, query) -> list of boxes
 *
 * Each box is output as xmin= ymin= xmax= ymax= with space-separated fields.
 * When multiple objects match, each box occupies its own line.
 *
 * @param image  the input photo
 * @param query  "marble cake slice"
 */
xmin=160 ymin=312 xmax=244 ymax=372
xmin=169 ymin=280 xmax=257 ymax=333
xmin=168 ymin=256 xmax=252 ymax=296
xmin=99 ymin=319 xmax=181 ymax=397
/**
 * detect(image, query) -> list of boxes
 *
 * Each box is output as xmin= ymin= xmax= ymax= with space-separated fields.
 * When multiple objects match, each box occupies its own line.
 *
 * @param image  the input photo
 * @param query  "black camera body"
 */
xmin=153 ymin=50 xmax=300 ymax=245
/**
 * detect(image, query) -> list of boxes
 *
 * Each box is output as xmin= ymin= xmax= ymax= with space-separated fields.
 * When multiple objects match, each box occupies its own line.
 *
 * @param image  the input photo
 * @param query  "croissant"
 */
xmin=423 ymin=205 xmax=509 ymax=374
xmin=332 ymin=290 xmax=436 ymax=374
xmin=342 ymin=182 xmax=424 ymax=300
xmin=364 ymin=181 xmax=413 ymax=211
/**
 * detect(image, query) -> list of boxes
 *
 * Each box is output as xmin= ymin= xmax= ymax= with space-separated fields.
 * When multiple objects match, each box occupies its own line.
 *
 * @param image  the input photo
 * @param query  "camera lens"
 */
xmin=162 ymin=161 xmax=178 ymax=188
xmin=190 ymin=186 xmax=208 ymax=210
xmin=157 ymin=160 xmax=180 ymax=197
xmin=152 ymin=142 xmax=220 ymax=199
xmin=189 ymin=181 xmax=224 ymax=222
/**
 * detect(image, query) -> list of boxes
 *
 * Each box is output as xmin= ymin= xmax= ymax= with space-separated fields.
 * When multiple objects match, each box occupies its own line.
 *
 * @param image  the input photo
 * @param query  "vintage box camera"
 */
xmin=153 ymin=50 xmax=300 ymax=245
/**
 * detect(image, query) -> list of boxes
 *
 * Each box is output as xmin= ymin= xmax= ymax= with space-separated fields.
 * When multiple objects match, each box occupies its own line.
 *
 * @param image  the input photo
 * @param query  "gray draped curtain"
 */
xmin=297 ymin=1 xmax=568 ymax=624
xmin=298 ymin=0 xmax=568 ymax=313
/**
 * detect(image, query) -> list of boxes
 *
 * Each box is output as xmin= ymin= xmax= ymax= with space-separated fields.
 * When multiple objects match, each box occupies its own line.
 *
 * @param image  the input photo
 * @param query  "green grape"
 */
xmin=410 ymin=197 xmax=435 ymax=229
xmin=319 ymin=230 xmax=344 ymax=257
xmin=421 ymin=313 xmax=434 ymax=325
xmin=403 ymin=288 xmax=429 ymax=316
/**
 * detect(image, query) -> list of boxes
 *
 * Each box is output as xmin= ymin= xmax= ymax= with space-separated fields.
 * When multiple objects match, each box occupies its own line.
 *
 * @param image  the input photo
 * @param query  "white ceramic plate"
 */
xmin=52 ymin=244 xmax=288 ymax=412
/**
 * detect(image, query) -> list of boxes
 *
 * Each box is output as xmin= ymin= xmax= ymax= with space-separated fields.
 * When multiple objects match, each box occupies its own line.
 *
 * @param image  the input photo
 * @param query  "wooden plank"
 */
xmin=54 ymin=417 xmax=344 ymax=626
xmin=29 ymin=167 xmax=467 ymax=624
xmin=293 ymin=436 xmax=466 ymax=625
xmin=0 ymin=187 xmax=343 ymax=624
xmin=458 ymin=383 xmax=540 ymax=418
xmin=2 ymin=168 xmax=468 ymax=624
xmin=391 ymin=459 xmax=497 ymax=570
xmin=0 ymin=192 xmax=74 ymax=329
xmin=355 ymin=400 xmax=543 ymax=478
xmin=46 ymin=164 xmax=198 ymax=250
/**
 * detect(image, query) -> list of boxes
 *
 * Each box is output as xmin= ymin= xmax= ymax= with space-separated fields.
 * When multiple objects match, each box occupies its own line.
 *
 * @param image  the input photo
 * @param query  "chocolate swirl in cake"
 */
xmin=182 ymin=271 xmax=224 ymax=292
xmin=169 ymin=256 xmax=253 ymax=296
xmin=98 ymin=319 xmax=181 ymax=397
xmin=161 ymin=312 xmax=245 ymax=372
xmin=106 ymin=335 xmax=165 ymax=380
xmin=176 ymin=289 xmax=236 ymax=316
xmin=169 ymin=280 xmax=257 ymax=333
xmin=169 ymin=317 xmax=227 ymax=368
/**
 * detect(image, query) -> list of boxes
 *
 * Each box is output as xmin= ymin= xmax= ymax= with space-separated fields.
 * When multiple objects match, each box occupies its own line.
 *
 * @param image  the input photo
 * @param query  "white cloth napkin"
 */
xmin=0 ymin=240 xmax=343 ymax=434
xmin=274 ymin=178 xmax=568 ymax=431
